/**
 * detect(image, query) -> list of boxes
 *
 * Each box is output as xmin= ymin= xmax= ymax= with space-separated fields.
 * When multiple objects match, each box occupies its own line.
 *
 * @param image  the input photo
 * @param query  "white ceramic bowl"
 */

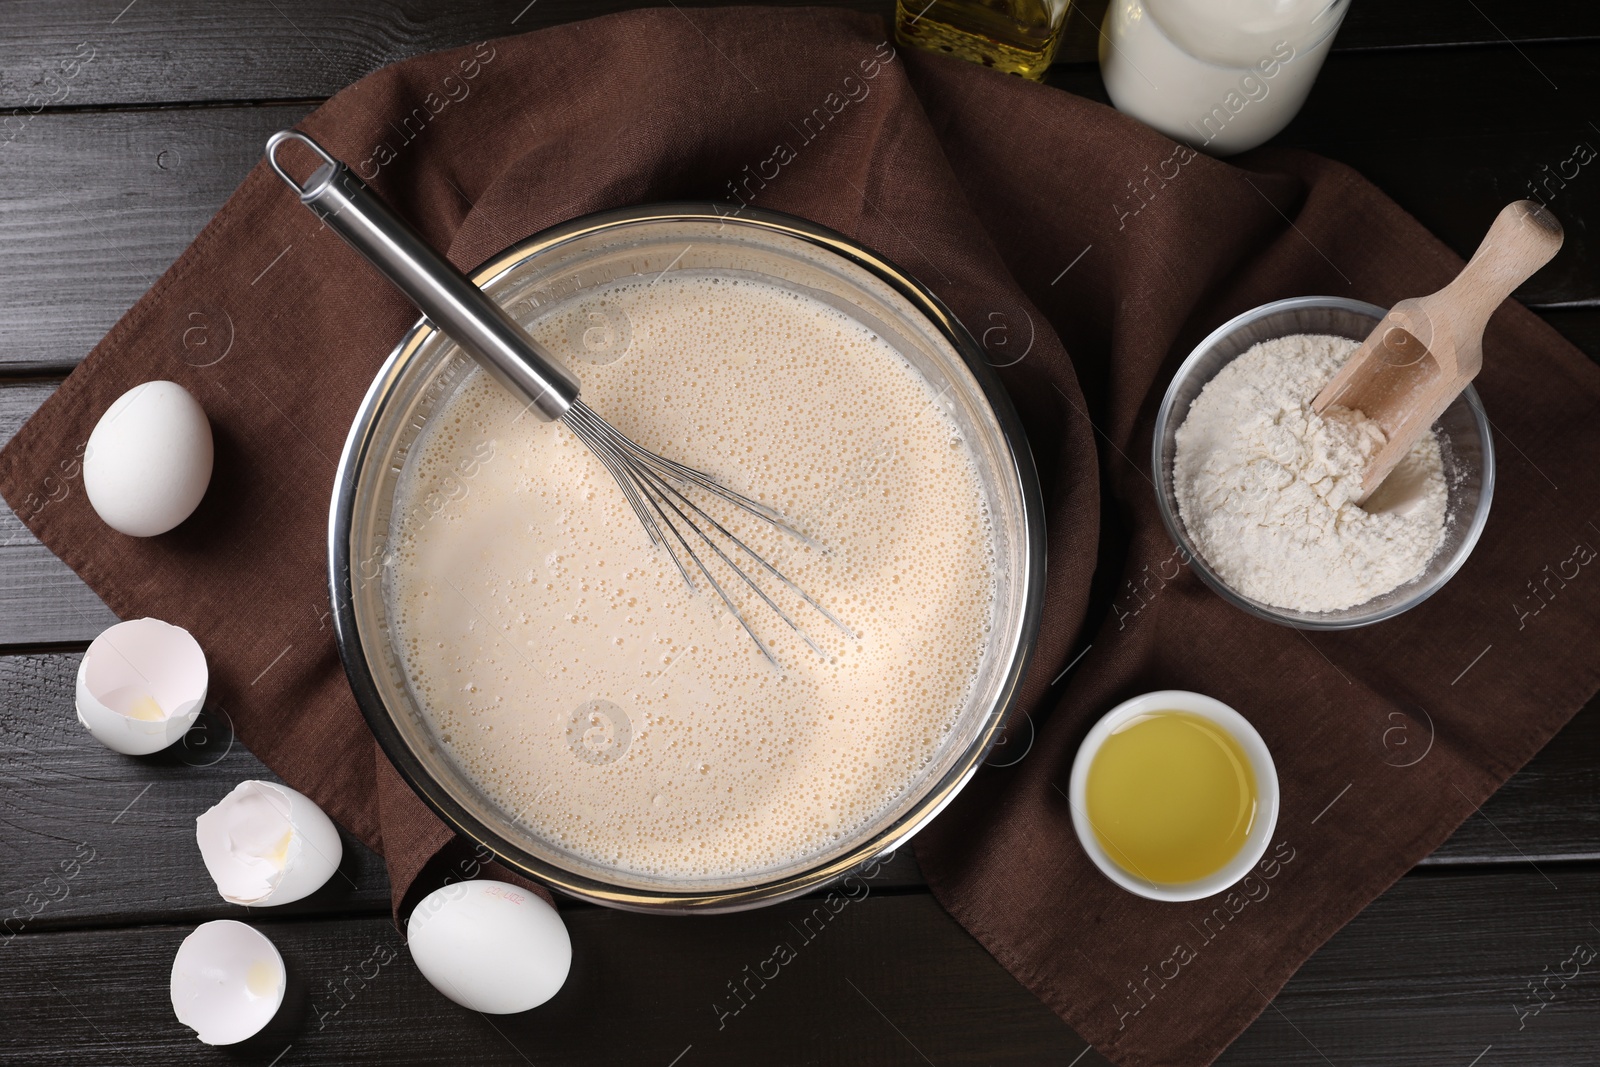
xmin=1069 ymin=690 xmax=1279 ymax=902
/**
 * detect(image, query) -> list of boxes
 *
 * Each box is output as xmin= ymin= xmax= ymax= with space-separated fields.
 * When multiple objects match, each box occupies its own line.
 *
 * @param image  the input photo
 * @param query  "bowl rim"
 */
xmin=327 ymin=202 xmax=1048 ymax=912
xmin=1151 ymin=295 xmax=1496 ymax=629
xmin=1068 ymin=690 xmax=1280 ymax=902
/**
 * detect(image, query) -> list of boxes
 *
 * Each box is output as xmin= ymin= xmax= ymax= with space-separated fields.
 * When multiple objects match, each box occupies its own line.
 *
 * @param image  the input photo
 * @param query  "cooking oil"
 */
xmin=1085 ymin=711 xmax=1257 ymax=885
xmin=895 ymin=0 xmax=1072 ymax=80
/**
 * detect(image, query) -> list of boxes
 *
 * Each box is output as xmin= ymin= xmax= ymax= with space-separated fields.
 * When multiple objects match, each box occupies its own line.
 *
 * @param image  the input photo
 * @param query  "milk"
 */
xmin=1099 ymin=0 xmax=1346 ymax=156
xmin=387 ymin=273 xmax=997 ymax=881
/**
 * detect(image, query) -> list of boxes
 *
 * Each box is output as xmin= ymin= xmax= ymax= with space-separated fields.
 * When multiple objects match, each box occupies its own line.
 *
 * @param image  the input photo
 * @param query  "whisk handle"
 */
xmin=264 ymin=130 xmax=579 ymax=421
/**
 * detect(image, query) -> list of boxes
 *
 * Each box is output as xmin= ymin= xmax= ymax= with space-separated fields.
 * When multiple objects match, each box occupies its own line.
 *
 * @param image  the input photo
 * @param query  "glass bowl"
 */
xmin=1152 ymin=296 xmax=1494 ymax=629
xmin=329 ymin=204 xmax=1046 ymax=912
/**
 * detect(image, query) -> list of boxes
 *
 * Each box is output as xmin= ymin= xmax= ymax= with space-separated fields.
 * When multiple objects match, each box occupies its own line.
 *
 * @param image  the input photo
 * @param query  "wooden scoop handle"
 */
xmin=1414 ymin=200 xmax=1564 ymax=376
xmin=1328 ymin=201 xmax=1563 ymax=505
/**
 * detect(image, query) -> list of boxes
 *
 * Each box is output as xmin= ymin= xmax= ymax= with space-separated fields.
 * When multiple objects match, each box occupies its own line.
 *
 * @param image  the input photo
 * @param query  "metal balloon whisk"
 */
xmin=267 ymin=131 xmax=851 ymax=665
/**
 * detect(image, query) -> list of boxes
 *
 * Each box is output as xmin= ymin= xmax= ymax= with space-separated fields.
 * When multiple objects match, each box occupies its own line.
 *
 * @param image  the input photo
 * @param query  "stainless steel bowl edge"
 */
xmin=328 ymin=202 xmax=1047 ymax=913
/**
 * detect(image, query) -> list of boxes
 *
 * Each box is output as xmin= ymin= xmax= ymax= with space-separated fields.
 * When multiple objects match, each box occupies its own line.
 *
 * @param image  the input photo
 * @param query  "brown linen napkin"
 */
xmin=3 ymin=7 xmax=1598 ymax=1065
xmin=909 ymin=65 xmax=1600 ymax=1066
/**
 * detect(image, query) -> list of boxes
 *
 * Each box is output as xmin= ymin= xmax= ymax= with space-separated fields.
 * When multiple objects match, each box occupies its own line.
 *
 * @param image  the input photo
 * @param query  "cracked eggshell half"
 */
xmin=197 ymin=780 xmax=344 ymax=906
xmin=407 ymin=880 xmax=571 ymax=1014
xmin=84 ymin=380 xmax=213 ymax=537
xmin=170 ymin=919 xmax=285 ymax=1045
xmin=75 ymin=618 xmax=207 ymax=755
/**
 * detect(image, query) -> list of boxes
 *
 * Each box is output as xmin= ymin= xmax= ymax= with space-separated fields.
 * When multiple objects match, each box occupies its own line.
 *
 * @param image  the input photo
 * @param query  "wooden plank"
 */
xmin=0 ymin=890 xmax=1101 ymax=1066
xmin=1335 ymin=1 xmax=1600 ymax=51
xmin=0 ymin=69 xmax=1597 ymax=377
xmin=1222 ymin=868 xmax=1600 ymax=1065
xmin=30 ymin=664 xmax=1590 ymax=1059
xmin=0 ymin=548 xmax=116 ymax=644
xmin=0 ymin=650 xmax=394 ymax=931
xmin=0 ymin=0 xmax=893 ymax=109
xmin=0 ymin=381 xmax=62 ymax=547
xmin=1064 ymin=1 xmax=1600 ymax=72
xmin=1046 ymin=41 xmax=1600 ymax=309
xmin=0 ymin=380 xmax=116 ymax=640
xmin=1426 ymin=696 xmax=1600 ymax=865
xmin=0 ymin=105 xmax=313 ymax=374
xmin=6 ymin=867 xmax=1600 ymax=1065
xmin=3 ymin=1 xmax=1598 ymax=110
xmin=1280 ymin=43 xmax=1599 ymax=311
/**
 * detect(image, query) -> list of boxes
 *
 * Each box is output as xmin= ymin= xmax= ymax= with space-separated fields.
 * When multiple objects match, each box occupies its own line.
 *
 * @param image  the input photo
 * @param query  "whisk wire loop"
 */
xmin=558 ymin=399 xmax=846 ymax=667
xmin=627 ymin=462 xmax=829 ymax=661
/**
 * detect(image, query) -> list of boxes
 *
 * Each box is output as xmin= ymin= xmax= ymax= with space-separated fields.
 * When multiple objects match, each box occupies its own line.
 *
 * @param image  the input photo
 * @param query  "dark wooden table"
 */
xmin=3 ymin=2 xmax=1598 ymax=1063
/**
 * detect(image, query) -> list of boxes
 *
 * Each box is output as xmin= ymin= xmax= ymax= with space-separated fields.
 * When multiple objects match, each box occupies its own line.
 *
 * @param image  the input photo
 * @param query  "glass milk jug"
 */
xmin=1100 ymin=0 xmax=1349 ymax=155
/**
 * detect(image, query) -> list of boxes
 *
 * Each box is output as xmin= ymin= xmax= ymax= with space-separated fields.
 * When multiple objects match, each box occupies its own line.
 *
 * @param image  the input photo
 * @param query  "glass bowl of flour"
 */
xmin=330 ymin=205 xmax=1045 ymax=911
xmin=1153 ymin=296 xmax=1494 ymax=629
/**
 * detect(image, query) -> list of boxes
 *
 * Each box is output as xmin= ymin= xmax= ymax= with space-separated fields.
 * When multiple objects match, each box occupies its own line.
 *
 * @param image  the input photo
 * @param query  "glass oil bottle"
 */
xmin=894 ymin=0 xmax=1072 ymax=80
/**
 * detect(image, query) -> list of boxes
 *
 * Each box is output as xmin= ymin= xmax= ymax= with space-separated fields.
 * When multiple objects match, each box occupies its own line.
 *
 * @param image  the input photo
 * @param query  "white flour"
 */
xmin=1173 ymin=333 xmax=1448 ymax=612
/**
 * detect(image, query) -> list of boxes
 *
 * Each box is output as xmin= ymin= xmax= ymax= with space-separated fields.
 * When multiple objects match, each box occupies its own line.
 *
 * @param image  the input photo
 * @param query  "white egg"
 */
xmin=169 ymin=920 xmax=285 ymax=1045
xmin=407 ymin=879 xmax=571 ymax=1014
xmin=196 ymin=781 xmax=344 ymax=906
xmin=84 ymin=380 xmax=213 ymax=536
xmin=76 ymin=618 xmax=207 ymax=755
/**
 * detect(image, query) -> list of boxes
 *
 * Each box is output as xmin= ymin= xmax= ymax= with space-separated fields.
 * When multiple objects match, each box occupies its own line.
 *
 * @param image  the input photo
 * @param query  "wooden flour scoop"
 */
xmin=1313 ymin=200 xmax=1564 ymax=504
